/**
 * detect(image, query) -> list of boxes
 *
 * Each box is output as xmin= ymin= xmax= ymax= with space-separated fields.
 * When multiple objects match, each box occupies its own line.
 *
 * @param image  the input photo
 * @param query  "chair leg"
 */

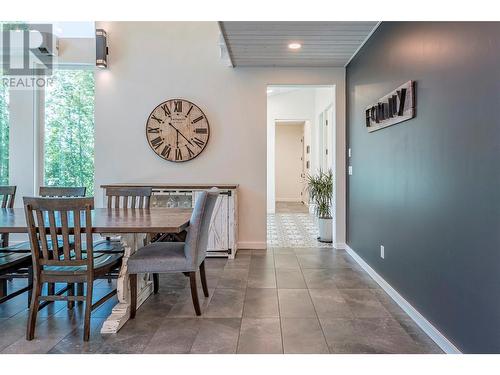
xmin=199 ymin=261 xmax=209 ymax=298
xmin=153 ymin=273 xmax=159 ymax=294
xmin=83 ymin=280 xmax=93 ymax=342
xmin=48 ymin=282 xmax=55 ymax=297
xmin=130 ymin=274 xmax=137 ymax=319
xmin=189 ymin=272 xmax=201 ymax=316
xmin=77 ymin=283 xmax=84 ymax=304
xmin=27 ymin=266 xmax=33 ymax=307
xmin=0 ymin=278 xmax=6 ymax=298
xmin=67 ymin=283 xmax=74 ymax=309
xmin=26 ymin=279 xmax=41 ymax=340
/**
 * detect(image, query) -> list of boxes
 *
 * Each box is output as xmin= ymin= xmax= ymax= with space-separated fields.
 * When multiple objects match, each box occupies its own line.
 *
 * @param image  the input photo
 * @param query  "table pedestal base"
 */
xmin=100 ymin=233 xmax=153 ymax=334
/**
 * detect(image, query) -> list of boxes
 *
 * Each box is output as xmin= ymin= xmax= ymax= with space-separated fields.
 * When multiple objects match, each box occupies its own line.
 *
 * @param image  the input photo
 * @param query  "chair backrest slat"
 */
xmin=0 ymin=186 xmax=16 ymax=247
xmin=39 ymin=186 xmax=86 ymax=198
xmin=73 ymin=209 xmax=82 ymax=260
xmin=0 ymin=186 xmax=16 ymax=208
xmin=35 ymin=210 xmax=50 ymax=261
xmin=23 ymin=197 xmax=95 ymax=272
xmin=105 ymin=187 xmax=152 ymax=209
xmin=47 ymin=211 xmax=59 ymax=260
xmin=60 ymin=210 xmax=71 ymax=260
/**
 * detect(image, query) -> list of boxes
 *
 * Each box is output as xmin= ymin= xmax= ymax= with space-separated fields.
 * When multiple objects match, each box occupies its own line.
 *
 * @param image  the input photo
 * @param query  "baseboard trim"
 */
xmin=334 ymin=242 xmax=346 ymax=249
xmin=276 ymin=198 xmax=302 ymax=203
xmin=238 ymin=241 xmax=267 ymax=250
xmin=344 ymin=244 xmax=462 ymax=354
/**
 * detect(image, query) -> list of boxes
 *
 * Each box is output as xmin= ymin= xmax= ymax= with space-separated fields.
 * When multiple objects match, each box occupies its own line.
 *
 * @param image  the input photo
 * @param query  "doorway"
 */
xmin=267 ymin=85 xmax=335 ymax=248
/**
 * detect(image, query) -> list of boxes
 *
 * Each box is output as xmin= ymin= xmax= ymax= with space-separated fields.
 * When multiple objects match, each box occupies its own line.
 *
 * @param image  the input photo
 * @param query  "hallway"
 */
xmin=267 ymin=202 xmax=333 ymax=248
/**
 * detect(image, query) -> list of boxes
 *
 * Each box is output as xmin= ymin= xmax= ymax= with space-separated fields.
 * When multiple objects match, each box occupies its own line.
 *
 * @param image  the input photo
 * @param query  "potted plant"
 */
xmin=306 ymin=169 xmax=333 ymax=243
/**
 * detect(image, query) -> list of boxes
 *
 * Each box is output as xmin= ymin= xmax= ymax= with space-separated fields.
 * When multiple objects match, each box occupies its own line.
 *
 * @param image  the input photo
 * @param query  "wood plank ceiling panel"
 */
xmin=219 ymin=21 xmax=378 ymax=67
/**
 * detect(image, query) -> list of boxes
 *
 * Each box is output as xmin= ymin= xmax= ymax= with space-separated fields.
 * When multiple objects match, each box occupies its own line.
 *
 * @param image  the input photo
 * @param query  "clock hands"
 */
xmin=168 ymin=122 xmax=194 ymax=147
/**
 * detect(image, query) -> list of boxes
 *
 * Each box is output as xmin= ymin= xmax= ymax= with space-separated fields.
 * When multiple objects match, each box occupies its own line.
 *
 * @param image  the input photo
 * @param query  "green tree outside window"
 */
xmin=44 ymin=69 xmax=95 ymax=195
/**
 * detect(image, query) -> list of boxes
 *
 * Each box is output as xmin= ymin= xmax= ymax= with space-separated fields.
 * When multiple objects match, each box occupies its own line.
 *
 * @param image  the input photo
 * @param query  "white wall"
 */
xmin=94 ymin=21 xmax=346 ymax=249
xmin=275 ymin=123 xmax=304 ymax=202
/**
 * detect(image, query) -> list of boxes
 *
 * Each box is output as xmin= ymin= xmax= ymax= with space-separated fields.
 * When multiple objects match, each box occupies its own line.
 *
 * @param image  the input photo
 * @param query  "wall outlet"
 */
xmin=348 ymin=166 xmax=353 ymax=175
xmin=380 ymin=245 xmax=385 ymax=259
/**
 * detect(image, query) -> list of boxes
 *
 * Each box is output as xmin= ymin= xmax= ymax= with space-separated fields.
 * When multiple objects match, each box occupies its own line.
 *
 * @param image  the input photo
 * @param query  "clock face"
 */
xmin=146 ymin=99 xmax=210 ymax=162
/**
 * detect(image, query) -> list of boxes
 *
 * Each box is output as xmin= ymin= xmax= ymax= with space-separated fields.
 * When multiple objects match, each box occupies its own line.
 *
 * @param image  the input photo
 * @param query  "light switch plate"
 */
xmin=348 ymin=148 xmax=352 ymax=158
xmin=380 ymin=245 xmax=385 ymax=259
xmin=348 ymin=166 xmax=353 ymax=175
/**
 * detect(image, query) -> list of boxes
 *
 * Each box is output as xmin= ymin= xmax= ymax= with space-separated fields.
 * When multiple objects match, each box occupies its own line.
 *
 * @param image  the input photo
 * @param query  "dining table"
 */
xmin=0 ymin=207 xmax=192 ymax=333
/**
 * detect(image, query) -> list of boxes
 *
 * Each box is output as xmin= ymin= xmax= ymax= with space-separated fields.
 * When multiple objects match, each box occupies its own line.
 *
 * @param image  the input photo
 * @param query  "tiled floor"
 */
xmin=0 ymin=248 xmax=442 ymax=354
xmin=268 ymin=202 xmax=334 ymax=248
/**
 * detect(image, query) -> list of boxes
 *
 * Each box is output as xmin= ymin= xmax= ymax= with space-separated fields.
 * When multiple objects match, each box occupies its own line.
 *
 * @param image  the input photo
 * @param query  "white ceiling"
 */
xmin=219 ymin=21 xmax=378 ymax=67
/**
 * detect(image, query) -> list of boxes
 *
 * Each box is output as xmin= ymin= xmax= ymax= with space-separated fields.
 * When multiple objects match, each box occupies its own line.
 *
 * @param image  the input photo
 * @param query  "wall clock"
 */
xmin=146 ymin=99 xmax=210 ymax=162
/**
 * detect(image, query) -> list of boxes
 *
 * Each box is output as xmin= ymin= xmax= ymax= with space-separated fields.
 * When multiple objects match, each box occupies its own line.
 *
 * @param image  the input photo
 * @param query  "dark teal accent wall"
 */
xmin=346 ymin=22 xmax=500 ymax=353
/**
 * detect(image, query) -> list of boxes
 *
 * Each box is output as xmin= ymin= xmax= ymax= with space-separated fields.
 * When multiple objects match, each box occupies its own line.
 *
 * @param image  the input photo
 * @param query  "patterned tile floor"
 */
xmin=268 ymin=202 xmax=333 ymax=248
xmin=0 ymin=248 xmax=442 ymax=354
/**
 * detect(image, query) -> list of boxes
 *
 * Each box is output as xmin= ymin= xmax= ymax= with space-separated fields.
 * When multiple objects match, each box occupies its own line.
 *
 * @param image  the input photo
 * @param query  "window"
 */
xmin=0 ymin=84 xmax=8 ymax=185
xmin=44 ymin=69 xmax=95 ymax=195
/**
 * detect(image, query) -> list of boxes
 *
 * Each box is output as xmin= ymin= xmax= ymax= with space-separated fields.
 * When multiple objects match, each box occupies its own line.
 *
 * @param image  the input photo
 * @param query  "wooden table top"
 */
xmin=0 ymin=208 xmax=192 ymax=234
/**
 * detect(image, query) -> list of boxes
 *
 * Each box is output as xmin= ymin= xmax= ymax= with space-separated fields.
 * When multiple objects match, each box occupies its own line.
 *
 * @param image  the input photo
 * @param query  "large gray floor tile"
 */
xmin=274 ymin=254 xmax=300 ymax=269
xmin=143 ymin=318 xmax=201 ymax=354
xmin=204 ymin=288 xmax=245 ymax=318
xmin=297 ymin=253 xmax=352 ymax=269
xmin=320 ymin=317 xmax=421 ymax=354
xmin=338 ymin=289 xmax=391 ymax=318
xmin=243 ymin=288 xmax=279 ymax=318
xmin=309 ymin=288 xmax=354 ymax=319
xmin=302 ymin=268 xmax=337 ymax=289
xmin=237 ymin=318 xmax=282 ymax=354
xmin=247 ymin=267 xmax=276 ymax=288
xmin=190 ymin=318 xmax=240 ymax=353
xmin=278 ymin=289 xmax=316 ymax=318
xmin=250 ymin=254 xmax=275 ymax=269
xmin=217 ymin=267 xmax=249 ymax=289
xmin=281 ymin=318 xmax=329 ymax=354
xmin=276 ymin=268 xmax=307 ymax=289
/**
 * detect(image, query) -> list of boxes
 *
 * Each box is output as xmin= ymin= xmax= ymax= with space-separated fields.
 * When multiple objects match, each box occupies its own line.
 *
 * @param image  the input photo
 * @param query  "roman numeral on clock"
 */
xmin=151 ymin=114 xmax=163 ymax=124
xmin=150 ymin=136 xmax=164 ymax=149
xmin=174 ymin=100 xmax=183 ymax=113
xmin=147 ymin=127 xmax=160 ymax=133
xmin=161 ymin=104 xmax=171 ymax=117
xmin=185 ymin=105 xmax=193 ymax=117
xmin=161 ymin=145 xmax=171 ymax=158
xmin=194 ymin=128 xmax=208 ymax=134
xmin=192 ymin=137 xmax=205 ymax=148
xmin=175 ymin=148 xmax=183 ymax=161
xmin=186 ymin=145 xmax=195 ymax=158
xmin=192 ymin=115 xmax=204 ymax=124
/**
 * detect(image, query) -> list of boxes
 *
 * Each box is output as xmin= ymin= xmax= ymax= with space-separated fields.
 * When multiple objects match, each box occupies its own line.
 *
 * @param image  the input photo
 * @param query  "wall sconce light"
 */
xmin=96 ymin=29 xmax=108 ymax=68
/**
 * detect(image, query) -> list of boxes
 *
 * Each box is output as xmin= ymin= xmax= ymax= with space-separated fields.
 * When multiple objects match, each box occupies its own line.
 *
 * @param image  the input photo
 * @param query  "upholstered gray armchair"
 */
xmin=127 ymin=189 xmax=219 ymax=316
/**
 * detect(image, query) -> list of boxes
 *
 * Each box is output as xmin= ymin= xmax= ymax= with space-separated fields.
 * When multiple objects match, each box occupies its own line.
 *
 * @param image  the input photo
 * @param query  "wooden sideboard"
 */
xmin=101 ymin=183 xmax=238 ymax=258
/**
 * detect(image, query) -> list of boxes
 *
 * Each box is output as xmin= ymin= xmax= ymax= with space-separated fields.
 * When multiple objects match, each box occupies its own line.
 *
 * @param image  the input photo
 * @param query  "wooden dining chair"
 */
xmin=24 ymin=197 xmax=123 ymax=341
xmin=104 ymin=186 xmax=156 ymax=285
xmin=127 ymin=189 xmax=219 ymax=317
xmin=105 ymin=186 xmax=152 ymax=209
xmin=0 ymin=186 xmax=33 ymax=306
xmin=0 ymin=186 xmax=17 ymax=248
xmin=39 ymin=186 xmax=86 ymax=198
xmin=39 ymin=187 xmax=86 ymax=297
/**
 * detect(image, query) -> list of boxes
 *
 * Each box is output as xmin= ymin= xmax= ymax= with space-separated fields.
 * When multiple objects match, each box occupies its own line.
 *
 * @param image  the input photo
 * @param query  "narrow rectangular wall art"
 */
xmin=365 ymin=80 xmax=415 ymax=132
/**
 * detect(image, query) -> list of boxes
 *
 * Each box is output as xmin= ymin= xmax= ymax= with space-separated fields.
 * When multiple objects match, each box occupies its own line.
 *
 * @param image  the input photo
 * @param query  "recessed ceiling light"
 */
xmin=288 ymin=42 xmax=302 ymax=50
xmin=267 ymin=89 xmax=273 ymax=94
